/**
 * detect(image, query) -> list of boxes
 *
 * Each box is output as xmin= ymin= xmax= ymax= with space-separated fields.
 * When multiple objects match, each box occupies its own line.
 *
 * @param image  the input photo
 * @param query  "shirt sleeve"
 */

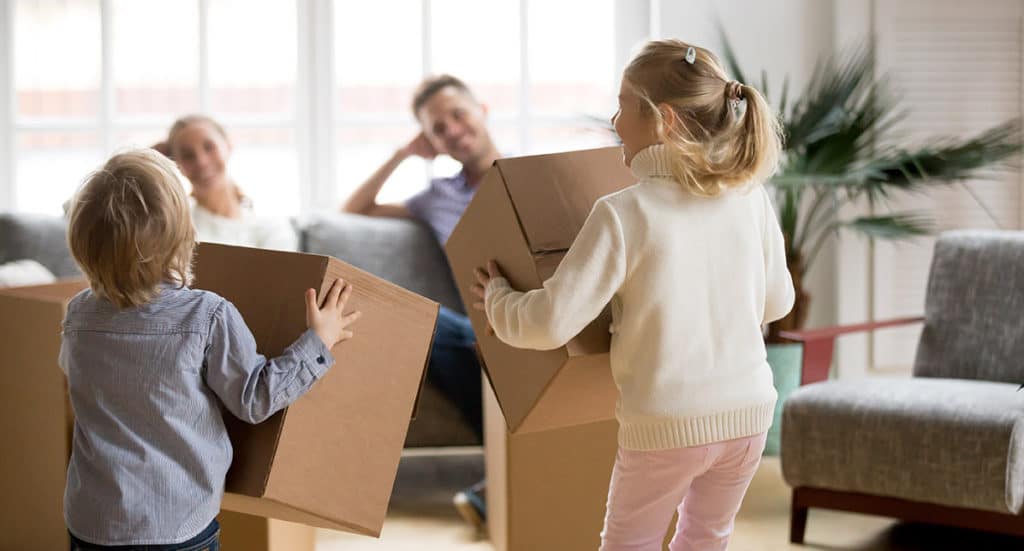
xmin=484 ymin=199 xmax=627 ymax=350
xmin=404 ymin=187 xmax=431 ymax=224
xmin=203 ymin=299 xmax=335 ymax=424
xmin=761 ymin=186 xmax=796 ymax=324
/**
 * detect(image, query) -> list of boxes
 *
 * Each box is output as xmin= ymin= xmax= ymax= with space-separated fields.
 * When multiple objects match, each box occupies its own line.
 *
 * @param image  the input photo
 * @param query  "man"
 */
xmin=342 ymin=75 xmax=499 ymax=530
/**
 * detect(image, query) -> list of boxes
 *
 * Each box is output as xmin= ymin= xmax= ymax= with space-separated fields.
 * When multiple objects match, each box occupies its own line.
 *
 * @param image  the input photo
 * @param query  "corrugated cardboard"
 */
xmin=484 ymin=381 xmax=619 ymax=551
xmin=0 ymin=280 xmax=87 ymax=551
xmin=445 ymin=146 xmax=636 ymax=433
xmin=192 ymin=243 xmax=438 ymax=536
xmin=2 ymin=243 xmax=437 ymax=548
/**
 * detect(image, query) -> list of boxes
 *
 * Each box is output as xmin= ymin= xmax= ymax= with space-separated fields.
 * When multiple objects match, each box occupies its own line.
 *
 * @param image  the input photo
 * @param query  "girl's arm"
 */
xmin=761 ymin=187 xmax=795 ymax=324
xmin=482 ymin=199 xmax=627 ymax=350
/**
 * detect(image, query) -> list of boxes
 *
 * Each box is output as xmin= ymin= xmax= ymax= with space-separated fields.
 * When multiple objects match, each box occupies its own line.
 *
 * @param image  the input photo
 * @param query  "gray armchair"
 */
xmin=779 ymin=230 xmax=1024 ymax=542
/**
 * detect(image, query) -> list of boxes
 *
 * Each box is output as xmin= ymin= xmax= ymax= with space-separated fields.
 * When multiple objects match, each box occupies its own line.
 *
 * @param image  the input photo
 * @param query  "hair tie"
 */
xmin=725 ymin=80 xmax=743 ymax=100
xmin=684 ymin=47 xmax=696 ymax=64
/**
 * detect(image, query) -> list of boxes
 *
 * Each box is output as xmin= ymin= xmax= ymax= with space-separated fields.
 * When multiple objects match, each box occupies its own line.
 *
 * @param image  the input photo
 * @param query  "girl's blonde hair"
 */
xmin=624 ymin=39 xmax=783 ymax=197
xmin=68 ymin=149 xmax=195 ymax=309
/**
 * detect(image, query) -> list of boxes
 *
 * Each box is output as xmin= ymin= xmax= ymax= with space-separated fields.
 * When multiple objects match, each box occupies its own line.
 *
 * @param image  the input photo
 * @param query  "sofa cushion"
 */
xmin=0 ymin=213 xmax=79 ymax=278
xmin=781 ymin=377 xmax=1024 ymax=514
xmin=301 ymin=213 xmax=464 ymax=313
xmin=915 ymin=230 xmax=1024 ymax=384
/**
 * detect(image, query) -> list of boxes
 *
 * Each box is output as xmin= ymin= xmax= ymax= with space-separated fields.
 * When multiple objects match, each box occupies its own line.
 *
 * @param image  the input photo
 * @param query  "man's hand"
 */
xmin=401 ymin=132 xmax=438 ymax=160
xmin=471 ymin=260 xmax=505 ymax=336
xmin=306 ymin=278 xmax=362 ymax=349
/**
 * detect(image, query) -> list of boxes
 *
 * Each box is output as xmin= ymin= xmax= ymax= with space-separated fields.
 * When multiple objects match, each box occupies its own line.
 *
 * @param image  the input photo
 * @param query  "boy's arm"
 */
xmin=203 ymin=300 xmax=335 ymax=424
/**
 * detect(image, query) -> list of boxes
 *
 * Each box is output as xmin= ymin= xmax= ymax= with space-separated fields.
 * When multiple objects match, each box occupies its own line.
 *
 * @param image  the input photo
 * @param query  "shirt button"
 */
xmin=316 ymin=355 xmax=325 ymax=364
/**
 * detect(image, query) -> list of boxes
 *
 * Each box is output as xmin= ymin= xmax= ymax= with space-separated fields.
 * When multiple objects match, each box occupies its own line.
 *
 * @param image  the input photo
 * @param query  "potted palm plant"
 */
xmin=718 ymin=39 xmax=1020 ymax=340
xmin=716 ymin=37 xmax=1021 ymax=453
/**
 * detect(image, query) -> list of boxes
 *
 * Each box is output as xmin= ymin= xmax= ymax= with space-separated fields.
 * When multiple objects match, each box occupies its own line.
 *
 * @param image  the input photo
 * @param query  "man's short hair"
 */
xmin=411 ymin=74 xmax=476 ymax=116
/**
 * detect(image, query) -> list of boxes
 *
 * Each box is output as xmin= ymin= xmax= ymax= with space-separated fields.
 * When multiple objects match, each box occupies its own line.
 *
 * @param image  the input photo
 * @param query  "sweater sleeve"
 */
xmin=761 ymin=186 xmax=796 ymax=324
xmin=485 ymin=199 xmax=626 ymax=350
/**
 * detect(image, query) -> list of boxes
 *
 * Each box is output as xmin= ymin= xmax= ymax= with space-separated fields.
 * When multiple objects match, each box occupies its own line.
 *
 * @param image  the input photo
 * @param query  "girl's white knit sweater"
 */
xmin=485 ymin=144 xmax=795 ymax=450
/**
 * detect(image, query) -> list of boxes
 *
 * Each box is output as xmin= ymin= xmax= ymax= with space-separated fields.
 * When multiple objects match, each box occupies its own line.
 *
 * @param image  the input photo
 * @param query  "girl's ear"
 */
xmin=657 ymin=103 xmax=678 ymax=131
xmin=654 ymin=102 xmax=679 ymax=140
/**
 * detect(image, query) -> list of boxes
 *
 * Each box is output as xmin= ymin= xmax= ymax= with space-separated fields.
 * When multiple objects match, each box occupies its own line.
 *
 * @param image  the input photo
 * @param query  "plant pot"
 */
xmin=763 ymin=343 xmax=803 ymax=456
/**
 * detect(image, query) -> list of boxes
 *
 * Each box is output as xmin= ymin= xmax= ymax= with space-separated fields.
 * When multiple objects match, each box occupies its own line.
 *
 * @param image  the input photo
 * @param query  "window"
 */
xmin=4 ymin=0 xmax=622 ymax=215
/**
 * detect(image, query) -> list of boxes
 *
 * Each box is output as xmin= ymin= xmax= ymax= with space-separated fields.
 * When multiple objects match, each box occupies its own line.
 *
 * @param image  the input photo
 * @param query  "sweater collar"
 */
xmin=629 ymin=144 xmax=675 ymax=181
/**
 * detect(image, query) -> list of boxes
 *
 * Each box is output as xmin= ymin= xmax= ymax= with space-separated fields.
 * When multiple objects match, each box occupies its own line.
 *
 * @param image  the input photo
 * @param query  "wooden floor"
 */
xmin=316 ymin=449 xmax=1024 ymax=551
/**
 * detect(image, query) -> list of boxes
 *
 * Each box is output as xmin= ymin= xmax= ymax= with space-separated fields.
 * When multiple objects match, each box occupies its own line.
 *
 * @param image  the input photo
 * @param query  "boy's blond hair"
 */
xmin=624 ymin=39 xmax=784 ymax=197
xmin=68 ymin=149 xmax=195 ymax=309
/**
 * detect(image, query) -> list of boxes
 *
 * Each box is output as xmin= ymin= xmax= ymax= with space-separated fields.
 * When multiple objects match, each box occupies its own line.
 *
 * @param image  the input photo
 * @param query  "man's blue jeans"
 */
xmin=429 ymin=306 xmax=483 ymax=438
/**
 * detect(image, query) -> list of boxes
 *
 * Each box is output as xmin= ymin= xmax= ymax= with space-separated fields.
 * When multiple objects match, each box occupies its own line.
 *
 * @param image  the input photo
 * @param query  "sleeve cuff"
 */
xmin=290 ymin=328 xmax=336 ymax=377
xmin=486 ymin=276 xmax=510 ymax=297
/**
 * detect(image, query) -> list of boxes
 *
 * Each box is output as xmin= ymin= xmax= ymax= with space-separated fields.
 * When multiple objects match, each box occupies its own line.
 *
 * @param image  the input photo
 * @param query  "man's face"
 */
xmin=417 ymin=86 xmax=491 ymax=165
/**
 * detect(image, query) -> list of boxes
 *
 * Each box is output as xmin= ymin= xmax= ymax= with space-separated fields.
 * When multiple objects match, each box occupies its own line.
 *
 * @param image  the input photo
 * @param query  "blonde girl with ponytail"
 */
xmin=472 ymin=39 xmax=794 ymax=550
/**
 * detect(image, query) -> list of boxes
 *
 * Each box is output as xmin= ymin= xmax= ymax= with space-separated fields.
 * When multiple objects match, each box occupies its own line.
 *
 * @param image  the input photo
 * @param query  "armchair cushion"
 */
xmin=782 ymin=377 xmax=1024 ymax=514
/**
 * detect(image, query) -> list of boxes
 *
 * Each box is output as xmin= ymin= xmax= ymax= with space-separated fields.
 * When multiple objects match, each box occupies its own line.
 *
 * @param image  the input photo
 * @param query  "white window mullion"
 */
xmin=518 ymin=0 xmax=529 ymax=153
xmin=300 ymin=0 xmax=333 ymax=213
xmin=422 ymin=0 xmax=432 ymax=181
xmin=1 ymin=0 xmax=14 ymax=210
xmin=100 ymin=0 xmax=114 ymax=154
xmin=198 ymin=0 xmax=210 ymax=112
xmin=296 ymin=0 xmax=314 ymax=213
xmin=648 ymin=0 xmax=660 ymax=39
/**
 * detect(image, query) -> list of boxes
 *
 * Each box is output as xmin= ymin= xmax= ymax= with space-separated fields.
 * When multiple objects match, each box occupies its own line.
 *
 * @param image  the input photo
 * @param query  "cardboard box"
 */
xmin=0 ymin=280 xmax=318 ymax=551
xmin=445 ymin=146 xmax=636 ymax=433
xmin=192 ymin=243 xmax=438 ymax=536
xmin=483 ymin=381 xmax=619 ymax=551
xmin=1 ymin=243 xmax=438 ymax=547
xmin=0 ymin=280 xmax=87 ymax=551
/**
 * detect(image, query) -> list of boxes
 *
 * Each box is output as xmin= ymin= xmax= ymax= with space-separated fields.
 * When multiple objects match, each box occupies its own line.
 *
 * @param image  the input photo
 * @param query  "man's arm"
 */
xmin=341 ymin=133 xmax=436 ymax=218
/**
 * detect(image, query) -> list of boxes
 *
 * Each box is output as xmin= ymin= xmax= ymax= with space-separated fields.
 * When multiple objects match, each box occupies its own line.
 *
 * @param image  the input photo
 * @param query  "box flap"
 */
xmin=446 ymin=168 xmax=569 ymax=432
xmin=220 ymin=492 xmax=377 ymax=536
xmin=515 ymin=353 xmax=618 ymax=433
xmin=495 ymin=146 xmax=635 ymax=254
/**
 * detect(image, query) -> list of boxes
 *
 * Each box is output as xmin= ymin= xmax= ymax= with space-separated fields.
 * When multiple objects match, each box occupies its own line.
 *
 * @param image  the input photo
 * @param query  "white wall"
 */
xmin=654 ymin=0 xmax=845 ymax=330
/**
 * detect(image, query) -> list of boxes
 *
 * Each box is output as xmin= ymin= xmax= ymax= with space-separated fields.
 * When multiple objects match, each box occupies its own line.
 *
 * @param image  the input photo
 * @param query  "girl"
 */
xmin=61 ymin=149 xmax=361 ymax=549
xmin=472 ymin=40 xmax=794 ymax=550
xmin=159 ymin=114 xmax=299 ymax=251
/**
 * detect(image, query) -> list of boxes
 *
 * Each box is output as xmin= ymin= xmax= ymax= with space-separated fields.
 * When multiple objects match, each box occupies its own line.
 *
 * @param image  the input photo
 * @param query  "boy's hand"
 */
xmin=471 ymin=260 xmax=504 ymax=336
xmin=306 ymin=278 xmax=362 ymax=349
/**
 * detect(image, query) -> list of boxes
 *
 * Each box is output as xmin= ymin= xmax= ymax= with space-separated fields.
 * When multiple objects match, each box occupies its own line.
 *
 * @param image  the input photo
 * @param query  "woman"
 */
xmin=158 ymin=115 xmax=299 ymax=251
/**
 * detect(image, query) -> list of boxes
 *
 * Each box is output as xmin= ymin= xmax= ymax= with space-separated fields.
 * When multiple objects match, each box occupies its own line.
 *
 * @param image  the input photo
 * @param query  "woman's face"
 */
xmin=170 ymin=121 xmax=231 ymax=191
xmin=611 ymin=80 xmax=660 ymax=167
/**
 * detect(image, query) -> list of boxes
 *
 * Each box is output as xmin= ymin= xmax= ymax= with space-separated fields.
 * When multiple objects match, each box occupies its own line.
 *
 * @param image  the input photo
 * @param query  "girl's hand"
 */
xmin=471 ymin=260 xmax=504 ymax=336
xmin=306 ymin=278 xmax=362 ymax=349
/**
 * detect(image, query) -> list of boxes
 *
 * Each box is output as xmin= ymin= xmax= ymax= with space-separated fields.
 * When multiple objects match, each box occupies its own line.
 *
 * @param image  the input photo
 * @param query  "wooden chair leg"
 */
xmin=790 ymin=490 xmax=808 ymax=544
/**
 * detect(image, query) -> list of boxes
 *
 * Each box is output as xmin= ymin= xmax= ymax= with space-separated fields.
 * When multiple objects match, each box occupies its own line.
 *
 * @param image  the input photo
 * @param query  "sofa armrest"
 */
xmin=779 ymin=317 xmax=924 ymax=385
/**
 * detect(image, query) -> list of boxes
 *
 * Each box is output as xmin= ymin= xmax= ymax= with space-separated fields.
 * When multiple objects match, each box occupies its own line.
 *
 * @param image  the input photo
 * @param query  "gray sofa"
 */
xmin=0 ymin=211 xmax=480 ymax=448
xmin=780 ymin=230 xmax=1024 ymax=542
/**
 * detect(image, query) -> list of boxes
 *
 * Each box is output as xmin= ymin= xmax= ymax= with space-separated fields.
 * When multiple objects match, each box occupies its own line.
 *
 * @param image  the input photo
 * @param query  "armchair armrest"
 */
xmin=778 ymin=316 xmax=924 ymax=385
